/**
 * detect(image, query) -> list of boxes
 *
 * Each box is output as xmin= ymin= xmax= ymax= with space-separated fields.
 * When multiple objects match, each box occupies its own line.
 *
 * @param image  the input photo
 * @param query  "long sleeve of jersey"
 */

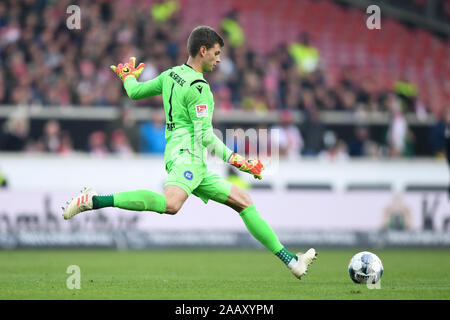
xmin=123 ymin=73 xmax=164 ymax=100
xmin=186 ymin=82 xmax=233 ymax=163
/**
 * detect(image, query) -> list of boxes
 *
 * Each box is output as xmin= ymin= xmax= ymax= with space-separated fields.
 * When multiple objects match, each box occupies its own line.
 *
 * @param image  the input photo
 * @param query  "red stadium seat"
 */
xmin=192 ymin=0 xmax=448 ymax=116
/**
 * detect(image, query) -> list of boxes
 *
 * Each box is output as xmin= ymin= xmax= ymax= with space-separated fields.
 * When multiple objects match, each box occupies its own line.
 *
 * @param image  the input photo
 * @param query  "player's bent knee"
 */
xmin=240 ymin=192 xmax=253 ymax=210
xmin=227 ymin=185 xmax=254 ymax=212
xmin=163 ymin=185 xmax=188 ymax=215
xmin=235 ymin=191 xmax=253 ymax=212
xmin=165 ymin=201 xmax=182 ymax=215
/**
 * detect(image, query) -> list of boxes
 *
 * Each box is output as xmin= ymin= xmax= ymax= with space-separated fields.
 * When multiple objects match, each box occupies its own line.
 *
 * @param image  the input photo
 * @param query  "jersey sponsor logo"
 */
xmin=169 ymin=71 xmax=186 ymax=86
xmin=184 ymin=171 xmax=193 ymax=180
xmin=196 ymin=85 xmax=203 ymax=94
xmin=195 ymin=104 xmax=208 ymax=118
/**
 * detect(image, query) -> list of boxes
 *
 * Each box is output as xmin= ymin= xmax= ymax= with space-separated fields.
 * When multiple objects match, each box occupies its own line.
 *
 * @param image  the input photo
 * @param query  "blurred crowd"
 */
xmin=2 ymin=104 xmax=448 ymax=160
xmin=385 ymin=0 xmax=450 ymax=23
xmin=0 ymin=0 xmax=448 ymax=159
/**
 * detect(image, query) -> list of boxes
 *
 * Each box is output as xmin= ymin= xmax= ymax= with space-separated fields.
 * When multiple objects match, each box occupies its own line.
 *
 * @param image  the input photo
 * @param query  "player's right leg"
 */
xmin=62 ymin=186 xmax=187 ymax=219
xmin=225 ymin=185 xmax=317 ymax=280
xmin=192 ymin=172 xmax=317 ymax=280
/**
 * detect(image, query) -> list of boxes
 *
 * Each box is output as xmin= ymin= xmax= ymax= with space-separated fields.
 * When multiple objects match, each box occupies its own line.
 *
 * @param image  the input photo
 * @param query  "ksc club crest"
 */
xmin=184 ymin=171 xmax=193 ymax=180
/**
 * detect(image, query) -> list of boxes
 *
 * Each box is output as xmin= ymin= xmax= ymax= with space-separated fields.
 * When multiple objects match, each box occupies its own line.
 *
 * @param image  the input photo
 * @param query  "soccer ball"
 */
xmin=348 ymin=251 xmax=383 ymax=284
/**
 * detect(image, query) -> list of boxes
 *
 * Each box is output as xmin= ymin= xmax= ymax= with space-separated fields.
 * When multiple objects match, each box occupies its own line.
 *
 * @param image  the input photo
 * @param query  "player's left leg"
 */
xmin=62 ymin=187 xmax=182 ymax=219
xmin=63 ymin=151 xmax=205 ymax=220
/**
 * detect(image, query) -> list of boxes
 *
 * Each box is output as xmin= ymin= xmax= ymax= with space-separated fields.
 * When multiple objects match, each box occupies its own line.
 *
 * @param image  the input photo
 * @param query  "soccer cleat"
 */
xmin=62 ymin=187 xmax=98 ymax=220
xmin=288 ymin=248 xmax=317 ymax=280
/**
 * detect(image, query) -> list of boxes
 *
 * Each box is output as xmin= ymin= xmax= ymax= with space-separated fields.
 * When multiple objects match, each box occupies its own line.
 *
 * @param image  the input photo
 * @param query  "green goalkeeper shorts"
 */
xmin=164 ymin=153 xmax=233 ymax=204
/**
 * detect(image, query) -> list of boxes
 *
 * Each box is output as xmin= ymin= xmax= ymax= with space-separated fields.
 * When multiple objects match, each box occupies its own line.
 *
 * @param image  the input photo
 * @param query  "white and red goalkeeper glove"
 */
xmin=229 ymin=153 xmax=264 ymax=180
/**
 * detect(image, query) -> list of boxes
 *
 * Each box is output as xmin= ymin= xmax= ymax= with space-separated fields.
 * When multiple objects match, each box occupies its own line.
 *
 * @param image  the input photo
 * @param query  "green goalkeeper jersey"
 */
xmin=123 ymin=63 xmax=233 ymax=166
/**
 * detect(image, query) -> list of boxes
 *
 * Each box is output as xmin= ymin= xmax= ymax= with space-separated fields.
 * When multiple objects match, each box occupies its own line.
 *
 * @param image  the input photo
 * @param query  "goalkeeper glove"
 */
xmin=229 ymin=153 xmax=264 ymax=180
xmin=110 ymin=57 xmax=145 ymax=82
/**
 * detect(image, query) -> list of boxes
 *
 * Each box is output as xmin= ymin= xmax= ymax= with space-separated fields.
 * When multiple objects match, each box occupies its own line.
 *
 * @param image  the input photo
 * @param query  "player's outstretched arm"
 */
xmin=111 ymin=57 xmax=163 ymax=100
xmin=196 ymin=126 xmax=264 ymax=180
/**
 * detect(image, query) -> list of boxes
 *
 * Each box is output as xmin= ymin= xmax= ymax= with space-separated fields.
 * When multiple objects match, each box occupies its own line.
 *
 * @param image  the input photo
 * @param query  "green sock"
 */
xmin=92 ymin=195 xmax=114 ymax=209
xmin=275 ymin=248 xmax=298 ymax=266
xmin=93 ymin=190 xmax=166 ymax=213
xmin=239 ymin=204 xmax=297 ymax=266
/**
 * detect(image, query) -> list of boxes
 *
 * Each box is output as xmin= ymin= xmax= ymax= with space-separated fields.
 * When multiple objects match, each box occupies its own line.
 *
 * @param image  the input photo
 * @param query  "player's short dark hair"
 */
xmin=187 ymin=26 xmax=224 ymax=57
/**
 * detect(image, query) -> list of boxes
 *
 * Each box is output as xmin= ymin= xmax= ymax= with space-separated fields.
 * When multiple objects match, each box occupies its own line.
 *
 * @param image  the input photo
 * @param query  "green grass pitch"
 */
xmin=0 ymin=248 xmax=449 ymax=299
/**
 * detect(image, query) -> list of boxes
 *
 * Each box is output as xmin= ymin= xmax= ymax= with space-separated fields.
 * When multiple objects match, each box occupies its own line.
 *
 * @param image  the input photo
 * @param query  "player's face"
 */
xmin=202 ymin=43 xmax=221 ymax=72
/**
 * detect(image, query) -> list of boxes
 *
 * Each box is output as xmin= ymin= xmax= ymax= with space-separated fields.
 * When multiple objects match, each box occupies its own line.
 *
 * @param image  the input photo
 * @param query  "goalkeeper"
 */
xmin=62 ymin=26 xmax=316 ymax=280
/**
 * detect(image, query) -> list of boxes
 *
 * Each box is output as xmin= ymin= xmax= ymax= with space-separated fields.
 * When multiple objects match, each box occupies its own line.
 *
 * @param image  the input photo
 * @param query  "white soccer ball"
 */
xmin=348 ymin=251 xmax=383 ymax=284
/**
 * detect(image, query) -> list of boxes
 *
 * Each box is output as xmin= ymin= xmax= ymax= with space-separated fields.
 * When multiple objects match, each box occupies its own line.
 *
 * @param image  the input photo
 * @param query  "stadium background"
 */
xmin=0 ymin=0 xmax=449 ymax=300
